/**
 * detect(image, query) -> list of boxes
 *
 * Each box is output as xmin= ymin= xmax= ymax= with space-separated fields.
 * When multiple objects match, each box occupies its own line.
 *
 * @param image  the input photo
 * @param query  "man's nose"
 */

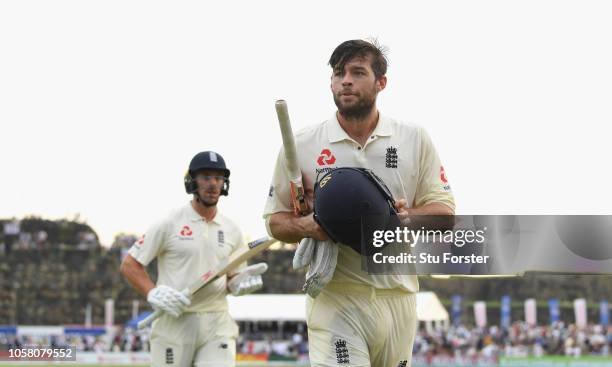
xmin=341 ymin=73 xmax=353 ymax=86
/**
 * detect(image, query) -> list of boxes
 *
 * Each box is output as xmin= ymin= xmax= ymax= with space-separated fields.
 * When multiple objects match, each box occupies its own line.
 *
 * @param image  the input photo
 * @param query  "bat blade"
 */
xmin=188 ymin=236 xmax=276 ymax=294
xmin=137 ymin=236 xmax=276 ymax=329
xmin=275 ymin=99 xmax=308 ymax=216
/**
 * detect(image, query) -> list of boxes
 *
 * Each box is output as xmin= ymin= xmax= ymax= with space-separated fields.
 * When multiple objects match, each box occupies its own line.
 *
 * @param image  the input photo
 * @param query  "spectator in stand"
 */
xmin=3 ymin=219 xmax=20 ymax=255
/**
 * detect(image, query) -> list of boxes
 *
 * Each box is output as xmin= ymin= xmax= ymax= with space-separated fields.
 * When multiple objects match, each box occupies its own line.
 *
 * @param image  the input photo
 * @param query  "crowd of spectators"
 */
xmin=2 ymin=216 xmax=612 ymax=362
xmin=0 ymin=325 xmax=309 ymax=359
xmin=3 ymin=217 xmax=611 ymax=323
xmin=2 ymin=322 xmax=611 ymax=360
xmin=1 ymin=217 xmax=98 ymax=254
xmin=236 ymin=329 xmax=309 ymax=359
xmin=414 ymin=322 xmax=612 ymax=358
xmin=0 ymin=218 xmax=305 ymax=326
xmin=1 ymin=332 xmax=142 ymax=353
xmin=0 ymin=333 xmax=109 ymax=353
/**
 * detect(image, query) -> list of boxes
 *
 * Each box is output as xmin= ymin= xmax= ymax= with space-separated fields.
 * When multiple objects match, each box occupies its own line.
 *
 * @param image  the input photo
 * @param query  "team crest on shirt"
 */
xmin=218 ymin=230 xmax=225 ymax=246
xmin=386 ymin=146 xmax=398 ymax=168
xmin=334 ymin=338 xmax=350 ymax=364
xmin=179 ymin=225 xmax=193 ymax=240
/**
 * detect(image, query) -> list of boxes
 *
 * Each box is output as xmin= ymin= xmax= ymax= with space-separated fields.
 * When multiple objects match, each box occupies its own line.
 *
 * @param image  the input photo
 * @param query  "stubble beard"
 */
xmin=199 ymin=197 xmax=218 ymax=207
xmin=334 ymin=86 xmax=377 ymax=121
xmin=196 ymin=192 xmax=219 ymax=207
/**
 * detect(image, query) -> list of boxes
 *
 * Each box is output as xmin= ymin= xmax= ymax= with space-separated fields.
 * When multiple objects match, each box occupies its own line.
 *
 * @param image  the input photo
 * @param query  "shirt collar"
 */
xmin=326 ymin=111 xmax=393 ymax=143
xmin=186 ymin=202 xmax=222 ymax=225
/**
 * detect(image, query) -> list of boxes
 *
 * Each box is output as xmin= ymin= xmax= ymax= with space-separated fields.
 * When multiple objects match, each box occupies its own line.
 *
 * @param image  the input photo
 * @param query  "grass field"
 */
xmin=0 ymin=365 xmax=297 ymax=367
xmin=0 ymin=361 xmax=303 ymax=367
xmin=0 ymin=365 xmax=309 ymax=367
xmin=4 ymin=358 xmax=612 ymax=367
xmin=0 ymin=365 xmax=301 ymax=367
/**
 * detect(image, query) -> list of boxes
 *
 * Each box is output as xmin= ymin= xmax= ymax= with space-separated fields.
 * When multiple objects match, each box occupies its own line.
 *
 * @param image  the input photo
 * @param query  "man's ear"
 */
xmin=376 ymin=75 xmax=387 ymax=92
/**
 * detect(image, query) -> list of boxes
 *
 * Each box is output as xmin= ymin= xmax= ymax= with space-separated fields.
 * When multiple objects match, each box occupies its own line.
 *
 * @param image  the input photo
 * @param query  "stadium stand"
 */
xmin=1 ymin=216 xmax=611 ymax=360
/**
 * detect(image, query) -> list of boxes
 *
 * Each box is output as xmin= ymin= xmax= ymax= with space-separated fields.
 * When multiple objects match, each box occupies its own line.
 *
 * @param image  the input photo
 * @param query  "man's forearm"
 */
xmin=408 ymin=202 xmax=454 ymax=216
xmin=268 ymin=212 xmax=310 ymax=243
xmin=120 ymin=255 xmax=156 ymax=297
xmin=407 ymin=202 xmax=455 ymax=230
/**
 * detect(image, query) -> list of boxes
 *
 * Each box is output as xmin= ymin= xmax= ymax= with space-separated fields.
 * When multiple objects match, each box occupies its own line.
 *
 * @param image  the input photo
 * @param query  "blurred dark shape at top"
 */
xmin=1 ymin=216 xmax=99 ymax=251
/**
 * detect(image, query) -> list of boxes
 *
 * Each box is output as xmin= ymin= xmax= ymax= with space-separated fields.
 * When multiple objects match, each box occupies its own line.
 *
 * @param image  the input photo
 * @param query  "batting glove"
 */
xmin=228 ymin=263 xmax=268 ymax=296
xmin=300 ymin=238 xmax=338 ymax=298
xmin=293 ymin=237 xmax=315 ymax=270
xmin=147 ymin=285 xmax=191 ymax=318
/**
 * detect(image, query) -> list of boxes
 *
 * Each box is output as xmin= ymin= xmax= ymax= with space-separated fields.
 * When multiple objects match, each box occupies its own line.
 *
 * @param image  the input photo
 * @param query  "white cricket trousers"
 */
xmin=306 ymin=282 xmax=417 ymax=367
xmin=150 ymin=311 xmax=238 ymax=367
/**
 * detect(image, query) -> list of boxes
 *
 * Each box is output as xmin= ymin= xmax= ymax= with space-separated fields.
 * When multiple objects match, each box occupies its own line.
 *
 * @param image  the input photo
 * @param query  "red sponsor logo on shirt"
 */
xmin=180 ymin=225 xmax=193 ymax=237
xmin=317 ymin=149 xmax=336 ymax=166
xmin=440 ymin=166 xmax=448 ymax=184
xmin=201 ymin=270 xmax=214 ymax=282
xmin=440 ymin=166 xmax=451 ymax=191
xmin=134 ymin=234 xmax=145 ymax=248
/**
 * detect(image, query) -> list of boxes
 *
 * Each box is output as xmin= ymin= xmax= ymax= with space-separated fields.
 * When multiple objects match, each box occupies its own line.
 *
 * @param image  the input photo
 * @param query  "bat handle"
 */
xmin=137 ymin=309 xmax=162 ymax=330
xmin=290 ymin=182 xmax=309 ymax=216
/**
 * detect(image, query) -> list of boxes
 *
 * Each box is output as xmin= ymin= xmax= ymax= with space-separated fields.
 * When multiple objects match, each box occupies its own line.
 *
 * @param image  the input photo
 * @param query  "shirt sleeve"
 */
xmin=127 ymin=219 xmax=168 ymax=266
xmin=262 ymin=148 xmax=294 ymax=235
xmin=413 ymin=127 xmax=456 ymax=211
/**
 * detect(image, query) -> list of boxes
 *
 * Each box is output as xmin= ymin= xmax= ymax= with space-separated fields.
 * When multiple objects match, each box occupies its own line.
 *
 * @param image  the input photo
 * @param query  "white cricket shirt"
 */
xmin=129 ymin=202 xmax=248 ymax=312
xmin=263 ymin=112 xmax=455 ymax=292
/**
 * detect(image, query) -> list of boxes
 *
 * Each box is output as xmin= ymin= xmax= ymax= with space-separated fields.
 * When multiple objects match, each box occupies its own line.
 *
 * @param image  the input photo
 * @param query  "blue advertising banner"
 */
xmin=548 ymin=298 xmax=560 ymax=323
xmin=451 ymin=295 xmax=462 ymax=326
xmin=600 ymin=300 xmax=609 ymax=326
xmin=501 ymin=295 xmax=511 ymax=328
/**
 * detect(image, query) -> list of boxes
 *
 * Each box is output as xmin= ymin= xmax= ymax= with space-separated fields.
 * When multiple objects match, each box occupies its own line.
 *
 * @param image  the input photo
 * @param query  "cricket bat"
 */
xmin=275 ymin=100 xmax=309 ymax=216
xmin=137 ymin=236 xmax=277 ymax=329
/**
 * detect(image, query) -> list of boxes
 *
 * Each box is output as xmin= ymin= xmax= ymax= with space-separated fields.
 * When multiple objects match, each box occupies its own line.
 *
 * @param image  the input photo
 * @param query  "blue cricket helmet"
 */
xmin=313 ymin=167 xmax=400 ymax=256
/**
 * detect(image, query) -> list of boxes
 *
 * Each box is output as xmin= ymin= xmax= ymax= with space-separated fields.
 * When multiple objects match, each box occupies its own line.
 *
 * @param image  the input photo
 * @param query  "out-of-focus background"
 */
xmin=1 ymin=217 xmax=611 ymax=366
xmin=2 ymin=0 xmax=612 ymax=365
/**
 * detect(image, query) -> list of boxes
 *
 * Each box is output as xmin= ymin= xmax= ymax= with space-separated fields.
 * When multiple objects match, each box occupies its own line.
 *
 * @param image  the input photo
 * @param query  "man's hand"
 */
xmin=394 ymin=199 xmax=412 ymax=224
xmin=293 ymin=238 xmax=338 ymax=298
xmin=394 ymin=199 xmax=455 ymax=230
xmin=227 ymin=263 xmax=268 ymax=296
xmin=303 ymin=213 xmax=329 ymax=241
xmin=147 ymin=285 xmax=191 ymax=318
xmin=268 ymin=212 xmax=329 ymax=243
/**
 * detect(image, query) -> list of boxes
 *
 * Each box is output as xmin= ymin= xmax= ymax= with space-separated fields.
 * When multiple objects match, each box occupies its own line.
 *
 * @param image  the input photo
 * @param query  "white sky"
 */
xmin=1 ymin=1 xmax=611 ymax=246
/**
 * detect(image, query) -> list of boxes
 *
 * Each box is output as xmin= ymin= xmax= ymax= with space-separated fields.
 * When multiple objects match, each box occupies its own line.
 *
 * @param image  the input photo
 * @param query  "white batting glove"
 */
xmin=292 ymin=238 xmax=338 ymax=298
xmin=147 ymin=285 xmax=191 ymax=318
xmin=228 ymin=263 xmax=268 ymax=296
xmin=293 ymin=237 xmax=315 ymax=270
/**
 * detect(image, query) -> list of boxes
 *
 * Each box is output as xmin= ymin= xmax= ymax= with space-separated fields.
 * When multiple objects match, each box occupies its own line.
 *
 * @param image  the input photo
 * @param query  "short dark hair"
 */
xmin=328 ymin=39 xmax=389 ymax=80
